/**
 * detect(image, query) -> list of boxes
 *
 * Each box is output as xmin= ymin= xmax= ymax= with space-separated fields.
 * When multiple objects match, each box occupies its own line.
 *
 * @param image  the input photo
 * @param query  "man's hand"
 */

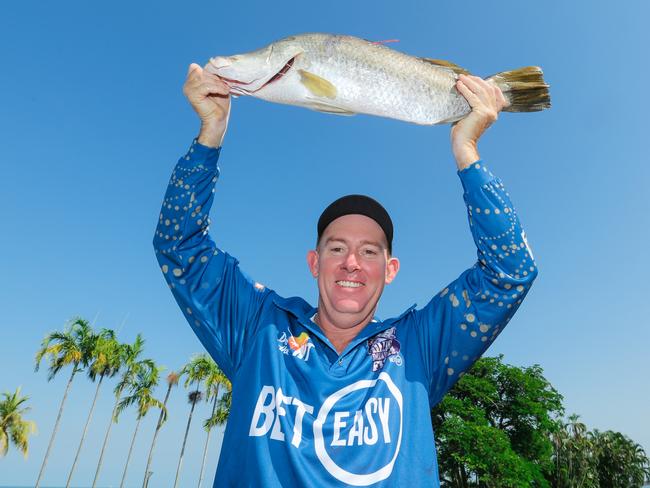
xmin=451 ymin=74 xmax=508 ymax=170
xmin=183 ymin=63 xmax=231 ymax=148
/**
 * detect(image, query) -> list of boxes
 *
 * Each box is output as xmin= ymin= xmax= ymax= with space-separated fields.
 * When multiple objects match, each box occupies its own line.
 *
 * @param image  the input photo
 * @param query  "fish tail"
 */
xmin=486 ymin=66 xmax=551 ymax=112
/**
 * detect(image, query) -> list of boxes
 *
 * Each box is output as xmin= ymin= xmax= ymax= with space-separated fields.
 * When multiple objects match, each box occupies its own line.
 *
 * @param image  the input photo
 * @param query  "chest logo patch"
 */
xmin=367 ymin=327 xmax=402 ymax=372
xmin=278 ymin=330 xmax=314 ymax=362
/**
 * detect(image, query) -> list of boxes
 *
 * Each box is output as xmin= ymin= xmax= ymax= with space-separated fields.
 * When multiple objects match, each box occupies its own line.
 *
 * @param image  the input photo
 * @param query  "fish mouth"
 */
xmin=221 ymin=56 xmax=296 ymax=95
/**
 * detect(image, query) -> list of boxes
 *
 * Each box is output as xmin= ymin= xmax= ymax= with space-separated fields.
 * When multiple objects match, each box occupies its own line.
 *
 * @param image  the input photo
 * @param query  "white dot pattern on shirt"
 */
xmin=434 ymin=162 xmax=538 ymax=381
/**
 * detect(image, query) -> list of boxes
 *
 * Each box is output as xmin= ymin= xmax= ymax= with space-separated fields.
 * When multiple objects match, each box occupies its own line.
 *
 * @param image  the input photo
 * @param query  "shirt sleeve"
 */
xmin=413 ymin=161 xmax=538 ymax=406
xmin=152 ymin=139 xmax=270 ymax=379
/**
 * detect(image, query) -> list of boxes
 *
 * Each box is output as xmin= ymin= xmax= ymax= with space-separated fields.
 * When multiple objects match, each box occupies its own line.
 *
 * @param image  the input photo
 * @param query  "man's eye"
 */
xmin=362 ymin=249 xmax=378 ymax=256
xmin=331 ymin=247 xmax=344 ymax=253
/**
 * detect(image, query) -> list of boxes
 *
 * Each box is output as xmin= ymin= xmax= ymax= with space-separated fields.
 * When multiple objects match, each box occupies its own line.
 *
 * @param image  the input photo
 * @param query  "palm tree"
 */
xmin=592 ymin=429 xmax=650 ymax=487
xmin=66 ymin=328 xmax=121 ymax=488
xmin=0 ymin=387 xmax=37 ymax=458
xmin=173 ymin=354 xmax=214 ymax=488
xmin=117 ymin=360 xmax=165 ymax=488
xmin=197 ymin=360 xmax=231 ymax=488
xmin=92 ymin=334 xmax=145 ymax=488
xmin=551 ymin=414 xmax=598 ymax=488
xmin=142 ymin=370 xmax=180 ymax=488
xmin=203 ymin=389 xmax=232 ymax=487
xmin=34 ymin=317 xmax=94 ymax=488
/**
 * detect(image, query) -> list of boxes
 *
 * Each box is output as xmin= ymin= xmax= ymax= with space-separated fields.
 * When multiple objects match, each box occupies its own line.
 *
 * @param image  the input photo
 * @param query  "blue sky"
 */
xmin=2 ymin=0 xmax=649 ymax=485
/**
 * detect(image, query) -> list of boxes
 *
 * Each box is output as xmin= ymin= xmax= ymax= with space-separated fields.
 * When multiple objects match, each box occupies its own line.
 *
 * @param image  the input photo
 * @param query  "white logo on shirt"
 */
xmin=248 ymin=373 xmax=403 ymax=486
xmin=313 ymin=373 xmax=403 ymax=485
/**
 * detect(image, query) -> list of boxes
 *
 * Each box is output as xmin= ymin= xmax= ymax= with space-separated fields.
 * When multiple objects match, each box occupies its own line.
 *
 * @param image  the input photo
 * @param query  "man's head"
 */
xmin=307 ymin=195 xmax=400 ymax=330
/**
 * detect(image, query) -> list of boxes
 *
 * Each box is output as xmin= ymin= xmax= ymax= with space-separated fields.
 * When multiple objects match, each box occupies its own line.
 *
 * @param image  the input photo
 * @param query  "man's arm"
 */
xmin=152 ymin=65 xmax=269 ymax=379
xmin=414 ymin=75 xmax=538 ymax=405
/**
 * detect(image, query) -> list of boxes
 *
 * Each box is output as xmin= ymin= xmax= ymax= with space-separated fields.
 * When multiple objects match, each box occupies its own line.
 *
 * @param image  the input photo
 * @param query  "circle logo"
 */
xmin=312 ymin=372 xmax=403 ymax=486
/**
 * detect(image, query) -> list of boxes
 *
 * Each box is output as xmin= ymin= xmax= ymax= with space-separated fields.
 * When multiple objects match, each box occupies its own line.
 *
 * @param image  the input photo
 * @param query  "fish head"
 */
xmin=206 ymin=37 xmax=304 ymax=96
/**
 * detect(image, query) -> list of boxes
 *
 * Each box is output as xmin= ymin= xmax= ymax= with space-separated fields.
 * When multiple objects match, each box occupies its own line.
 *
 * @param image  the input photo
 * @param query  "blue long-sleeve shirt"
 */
xmin=153 ymin=140 xmax=538 ymax=487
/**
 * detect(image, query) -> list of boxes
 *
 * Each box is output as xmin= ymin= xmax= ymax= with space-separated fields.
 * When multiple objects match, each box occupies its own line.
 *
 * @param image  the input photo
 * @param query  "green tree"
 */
xmin=550 ymin=414 xmax=598 ymax=488
xmin=174 ymin=354 xmax=214 ymax=488
xmin=34 ymin=317 xmax=94 ymax=488
xmin=92 ymin=334 xmax=145 ymax=488
xmin=198 ymin=360 xmax=231 ymax=488
xmin=116 ymin=359 xmax=165 ymax=488
xmin=142 ymin=370 xmax=180 ymax=488
xmin=431 ymin=355 xmax=564 ymax=488
xmin=66 ymin=328 xmax=121 ymax=488
xmin=591 ymin=430 xmax=650 ymax=488
xmin=0 ymin=387 xmax=36 ymax=458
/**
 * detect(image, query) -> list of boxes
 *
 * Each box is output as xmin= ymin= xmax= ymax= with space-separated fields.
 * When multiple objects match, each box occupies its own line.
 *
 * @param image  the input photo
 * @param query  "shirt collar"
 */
xmin=272 ymin=296 xmax=417 ymax=355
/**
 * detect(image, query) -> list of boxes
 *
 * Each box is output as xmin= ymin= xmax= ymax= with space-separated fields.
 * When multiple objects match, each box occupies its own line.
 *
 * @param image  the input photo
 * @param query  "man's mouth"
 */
xmin=336 ymin=280 xmax=364 ymax=288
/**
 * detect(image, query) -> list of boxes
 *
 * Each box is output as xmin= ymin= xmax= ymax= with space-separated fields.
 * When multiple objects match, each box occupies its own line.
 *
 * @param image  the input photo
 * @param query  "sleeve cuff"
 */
xmin=180 ymin=139 xmax=222 ymax=169
xmin=457 ymin=160 xmax=496 ymax=194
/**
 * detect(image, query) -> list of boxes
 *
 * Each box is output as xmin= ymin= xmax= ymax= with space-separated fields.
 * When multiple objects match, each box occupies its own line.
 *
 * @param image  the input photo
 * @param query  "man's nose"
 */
xmin=342 ymin=252 xmax=361 ymax=272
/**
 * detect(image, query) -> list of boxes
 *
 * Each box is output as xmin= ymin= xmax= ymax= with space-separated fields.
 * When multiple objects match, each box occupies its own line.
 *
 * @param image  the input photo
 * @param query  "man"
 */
xmin=153 ymin=62 xmax=538 ymax=486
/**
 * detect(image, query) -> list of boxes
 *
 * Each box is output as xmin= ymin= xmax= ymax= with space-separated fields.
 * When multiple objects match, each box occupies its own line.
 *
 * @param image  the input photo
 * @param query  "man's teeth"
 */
xmin=336 ymin=280 xmax=363 ymax=288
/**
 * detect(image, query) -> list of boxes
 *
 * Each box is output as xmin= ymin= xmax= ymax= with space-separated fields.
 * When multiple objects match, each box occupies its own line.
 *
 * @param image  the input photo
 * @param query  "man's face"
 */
xmin=307 ymin=214 xmax=400 ymax=328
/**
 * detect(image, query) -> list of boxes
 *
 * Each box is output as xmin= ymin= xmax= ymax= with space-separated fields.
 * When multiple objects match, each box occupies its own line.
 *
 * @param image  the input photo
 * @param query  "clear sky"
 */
xmin=2 ymin=0 xmax=649 ymax=486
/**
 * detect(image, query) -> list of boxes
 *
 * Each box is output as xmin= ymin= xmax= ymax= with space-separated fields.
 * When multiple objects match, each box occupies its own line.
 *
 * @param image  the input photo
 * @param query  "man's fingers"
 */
xmin=458 ymin=74 xmax=485 ymax=97
xmin=198 ymin=82 xmax=230 ymax=97
xmin=494 ymin=85 xmax=508 ymax=110
xmin=186 ymin=68 xmax=229 ymax=91
xmin=187 ymin=63 xmax=202 ymax=78
xmin=185 ymin=76 xmax=229 ymax=96
xmin=456 ymin=79 xmax=480 ymax=107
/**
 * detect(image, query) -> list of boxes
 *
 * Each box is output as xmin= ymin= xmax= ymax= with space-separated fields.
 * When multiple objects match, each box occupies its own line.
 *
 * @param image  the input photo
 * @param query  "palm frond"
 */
xmin=0 ymin=387 xmax=36 ymax=458
xmin=34 ymin=318 xmax=94 ymax=380
xmin=181 ymin=353 xmax=215 ymax=388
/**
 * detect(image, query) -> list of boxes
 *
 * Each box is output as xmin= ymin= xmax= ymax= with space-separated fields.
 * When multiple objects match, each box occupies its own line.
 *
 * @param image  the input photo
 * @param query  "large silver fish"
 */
xmin=205 ymin=33 xmax=550 ymax=125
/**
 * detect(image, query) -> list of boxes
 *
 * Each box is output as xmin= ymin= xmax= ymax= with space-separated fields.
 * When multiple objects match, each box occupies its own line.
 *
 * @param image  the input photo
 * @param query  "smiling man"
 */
xmin=153 ymin=63 xmax=538 ymax=487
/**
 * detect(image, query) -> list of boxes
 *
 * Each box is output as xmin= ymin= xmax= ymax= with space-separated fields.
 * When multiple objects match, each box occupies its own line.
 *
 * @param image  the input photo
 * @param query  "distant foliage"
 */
xmin=590 ymin=430 xmax=650 ymax=488
xmin=432 ymin=355 xmax=650 ymax=488
xmin=431 ymin=355 xmax=563 ymax=487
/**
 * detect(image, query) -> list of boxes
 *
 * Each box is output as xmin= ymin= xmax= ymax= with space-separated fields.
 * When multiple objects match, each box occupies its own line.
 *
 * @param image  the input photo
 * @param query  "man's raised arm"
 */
xmin=152 ymin=65 xmax=269 ymax=379
xmin=414 ymin=75 xmax=539 ymax=405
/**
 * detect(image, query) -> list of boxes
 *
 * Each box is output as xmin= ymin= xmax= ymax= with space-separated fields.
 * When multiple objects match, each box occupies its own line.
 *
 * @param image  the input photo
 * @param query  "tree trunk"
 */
xmin=460 ymin=465 xmax=469 ymax=488
xmin=142 ymin=382 xmax=174 ymax=488
xmin=35 ymin=366 xmax=77 ymax=488
xmin=66 ymin=374 xmax=104 ymax=488
xmin=120 ymin=416 xmax=142 ymax=488
xmin=174 ymin=386 xmax=200 ymax=488
xmin=92 ymin=393 xmax=120 ymax=488
xmin=198 ymin=388 xmax=219 ymax=488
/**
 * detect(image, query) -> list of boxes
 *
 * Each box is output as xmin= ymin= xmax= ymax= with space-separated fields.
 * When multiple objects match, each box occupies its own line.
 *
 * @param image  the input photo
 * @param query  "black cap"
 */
xmin=317 ymin=195 xmax=393 ymax=254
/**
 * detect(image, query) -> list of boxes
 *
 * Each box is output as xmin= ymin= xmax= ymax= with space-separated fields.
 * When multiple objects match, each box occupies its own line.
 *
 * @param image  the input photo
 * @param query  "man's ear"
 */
xmin=306 ymin=249 xmax=319 ymax=278
xmin=385 ymin=256 xmax=400 ymax=284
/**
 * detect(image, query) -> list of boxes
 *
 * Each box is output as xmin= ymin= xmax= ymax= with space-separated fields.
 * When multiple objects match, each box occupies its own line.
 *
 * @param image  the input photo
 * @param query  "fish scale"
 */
xmin=207 ymin=33 xmax=550 ymax=125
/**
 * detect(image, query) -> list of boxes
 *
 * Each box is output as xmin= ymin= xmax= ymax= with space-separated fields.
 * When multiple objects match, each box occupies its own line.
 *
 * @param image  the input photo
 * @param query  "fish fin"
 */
xmin=420 ymin=58 xmax=471 ymax=76
xmin=306 ymin=99 xmax=356 ymax=116
xmin=298 ymin=70 xmax=338 ymax=99
xmin=486 ymin=66 xmax=551 ymax=112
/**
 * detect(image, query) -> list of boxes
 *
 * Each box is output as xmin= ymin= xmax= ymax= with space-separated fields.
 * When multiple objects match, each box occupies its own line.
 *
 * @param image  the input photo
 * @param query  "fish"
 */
xmin=205 ymin=33 xmax=550 ymax=125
